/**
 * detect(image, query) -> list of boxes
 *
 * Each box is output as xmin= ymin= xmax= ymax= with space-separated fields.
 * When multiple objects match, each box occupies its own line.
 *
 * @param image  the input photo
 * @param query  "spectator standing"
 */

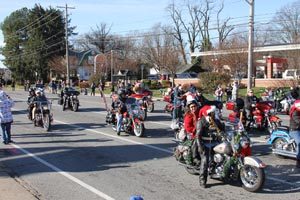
xmin=0 ymin=86 xmax=15 ymax=144
xmin=11 ymin=80 xmax=15 ymax=91
xmin=225 ymin=84 xmax=233 ymax=102
xmin=90 ymin=81 xmax=96 ymax=96
xmin=231 ymin=80 xmax=239 ymax=101
xmin=214 ymin=85 xmax=223 ymax=102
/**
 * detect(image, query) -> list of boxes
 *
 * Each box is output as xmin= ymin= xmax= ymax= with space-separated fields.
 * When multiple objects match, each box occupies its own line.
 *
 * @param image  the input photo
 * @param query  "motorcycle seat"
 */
xmin=276 ymin=126 xmax=289 ymax=132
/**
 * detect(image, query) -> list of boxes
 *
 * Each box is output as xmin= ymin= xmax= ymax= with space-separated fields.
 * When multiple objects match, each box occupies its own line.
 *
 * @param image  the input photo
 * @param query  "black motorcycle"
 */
xmin=58 ymin=88 xmax=80 ymax=112
xmin=32 ymin=101 xmax=53 ymax=131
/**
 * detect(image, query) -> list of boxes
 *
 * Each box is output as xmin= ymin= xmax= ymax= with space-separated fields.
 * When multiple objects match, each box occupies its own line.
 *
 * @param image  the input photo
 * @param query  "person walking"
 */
xmin=0 ymin=87 xmax=15 ymax=144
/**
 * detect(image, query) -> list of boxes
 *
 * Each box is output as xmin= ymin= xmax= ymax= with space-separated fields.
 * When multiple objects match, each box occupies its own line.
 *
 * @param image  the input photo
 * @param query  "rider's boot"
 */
xmin=199 ymin=175 xmax=207 ymax=188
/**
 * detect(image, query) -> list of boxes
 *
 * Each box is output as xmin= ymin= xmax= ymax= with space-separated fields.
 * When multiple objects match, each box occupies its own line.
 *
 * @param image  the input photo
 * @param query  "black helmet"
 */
xmin=235 ymin=98 xmax=244 ymax=110
xmin=118 ymin=89 xmax=126 ymax=96
xmin=196 ymin=88 xmax=203 ymax=93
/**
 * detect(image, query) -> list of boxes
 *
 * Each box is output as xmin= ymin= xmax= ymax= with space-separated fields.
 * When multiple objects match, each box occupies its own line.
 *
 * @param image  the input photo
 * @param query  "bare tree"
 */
xmin=271 ymin=1 xmax=300 ymax=43
xmin=216 ymin=1 xmax=234 ymax=49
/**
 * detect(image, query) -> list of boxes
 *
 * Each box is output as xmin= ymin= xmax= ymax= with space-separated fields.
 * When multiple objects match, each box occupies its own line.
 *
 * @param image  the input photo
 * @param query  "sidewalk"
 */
xmin=0 ymin=148 xmax=38 ymax=200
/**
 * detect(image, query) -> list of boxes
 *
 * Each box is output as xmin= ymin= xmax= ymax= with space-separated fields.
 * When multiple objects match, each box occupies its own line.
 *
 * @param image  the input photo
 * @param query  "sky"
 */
xmin=0 ymin=0 xmax=298 ymax=68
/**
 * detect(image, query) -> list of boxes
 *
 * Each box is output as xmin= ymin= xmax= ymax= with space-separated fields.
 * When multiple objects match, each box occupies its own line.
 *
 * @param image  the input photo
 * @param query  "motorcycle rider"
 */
xmin=112 ymin=89 xmax=128 ymax=136
xmin=61 ymin=87 xmax=70 ymax=110
xmin=195 ymin=88 xmax=208 ymax=108
xmin=245 ymin=89 xmax=259 ymax=129
xmin=31 ymin=90 xmax=47 ymax=120
xmin=288 ymin=100 xmax=300 ymax=168
xmin=183 ymin=95 xmax=200 ymax=165
xmin=196 ymin=105 xmax=225 ymax=188
xmin=27 ymin=88 xmax=36 ymax=120
xmin=274 ymin=87 xmax=283 ymax=112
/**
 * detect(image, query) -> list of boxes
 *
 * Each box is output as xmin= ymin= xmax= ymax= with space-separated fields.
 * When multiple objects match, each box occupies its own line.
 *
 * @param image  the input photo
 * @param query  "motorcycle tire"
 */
xmin=133 ymin=122 xmax=145 ymax=137
xmin=43 ymin=113 xmax=51 ymax=132
xmin=147 ymin=104 xmax=154 ymax=113
xmin=240 ymin=165 xmax=265 ymax=192
xmin=72 ymin=103 xmax=79 ymax=112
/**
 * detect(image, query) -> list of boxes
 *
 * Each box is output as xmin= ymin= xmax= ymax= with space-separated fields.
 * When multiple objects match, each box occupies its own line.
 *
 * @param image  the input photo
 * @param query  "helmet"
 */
xmin=235 ymin=98 xmax=245 ymax=110
xmin=118 ymin=89 xmax=126 ymax=96
xmin=186 ymin=94 xmax=196 ymax=107
xmin=178 ymin=86 xmax=183 ymax=90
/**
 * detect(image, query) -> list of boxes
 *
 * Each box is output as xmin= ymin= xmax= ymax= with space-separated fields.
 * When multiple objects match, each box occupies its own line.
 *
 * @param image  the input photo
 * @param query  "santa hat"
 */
xmin=198 ymin=105 xmax=216 ymax=121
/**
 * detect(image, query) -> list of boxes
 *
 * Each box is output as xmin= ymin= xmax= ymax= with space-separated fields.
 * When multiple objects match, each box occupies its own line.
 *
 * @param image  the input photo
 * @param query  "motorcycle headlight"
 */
xmin=147 ymin=95 xmax=152 ymax=99
xmin=269 ymin=108 xmax=275 ymax=115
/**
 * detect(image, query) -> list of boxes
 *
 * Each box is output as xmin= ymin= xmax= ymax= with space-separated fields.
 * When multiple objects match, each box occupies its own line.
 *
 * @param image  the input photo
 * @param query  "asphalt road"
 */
xmin=0 ymin=89 xmax=299 ymax=200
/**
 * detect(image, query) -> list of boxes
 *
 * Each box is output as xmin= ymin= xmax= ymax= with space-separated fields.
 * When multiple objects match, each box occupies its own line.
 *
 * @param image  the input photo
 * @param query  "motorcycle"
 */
xmin=277 ymin=94 xmax=295 ymax=114
xmin=267 ymin=126 xmax=297 ymax=158
xmin=227 ymin=100 xmax=281 ymax=134
xmin=32 ymin=100 xmax=53 ymax=131
xmin=106 ymin=97 xmax=145 ymax=137
xmin=129 ymin=93 xmax=148 ymax=120
xmin=173 ymin=120 xmax=266 ymax=192
xmin=58 ymin=88 xmax=80 ymax=112
xmin=139 ymin=89 xmax=155 ymax=113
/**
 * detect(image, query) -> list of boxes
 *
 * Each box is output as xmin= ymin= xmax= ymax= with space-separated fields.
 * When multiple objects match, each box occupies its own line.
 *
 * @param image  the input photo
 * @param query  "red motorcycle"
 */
xmin=163 ymin=94 xmax=186 ymax=118
xmin=105 ymin=97 xmax=145 ymax=137
xmin=227 ymin=100 xmax=281 ymax=134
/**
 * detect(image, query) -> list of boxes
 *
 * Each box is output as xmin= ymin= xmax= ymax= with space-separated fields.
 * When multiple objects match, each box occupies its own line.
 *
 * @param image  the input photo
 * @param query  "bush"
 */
xmin=161 ymin=80 xmax=171 ymax=88
xmin=143 ymin=79 xmax=151 ymax=87
xmin=199 ymin=72 xmax=231 ymax=93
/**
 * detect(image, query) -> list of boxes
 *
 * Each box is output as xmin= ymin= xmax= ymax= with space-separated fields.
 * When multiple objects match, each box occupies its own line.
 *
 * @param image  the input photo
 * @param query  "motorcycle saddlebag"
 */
xmin=164 ymin=95 xmax=171 ymax=103
xmin=58 ymin=97 xmax=63 ymax=105
xmin=226 ymin=101 xmax=235 ymax=111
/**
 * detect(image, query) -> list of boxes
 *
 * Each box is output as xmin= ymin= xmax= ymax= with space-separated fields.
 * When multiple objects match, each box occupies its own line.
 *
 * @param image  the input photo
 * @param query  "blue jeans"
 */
xmin=1 ymin=122 xmax=12 ymax=143
xmin=289 ymin=130 xmax=300 ymax=160
xmin=116 ymin=113 xmax=123 ymax=132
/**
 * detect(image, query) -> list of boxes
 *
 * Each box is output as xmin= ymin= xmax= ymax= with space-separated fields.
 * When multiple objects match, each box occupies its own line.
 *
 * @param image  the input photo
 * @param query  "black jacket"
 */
xmin=245 ymin=95 xmax=259 ymax=110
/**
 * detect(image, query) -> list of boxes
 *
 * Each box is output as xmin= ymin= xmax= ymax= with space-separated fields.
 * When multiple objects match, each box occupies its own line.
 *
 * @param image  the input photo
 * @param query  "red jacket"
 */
xmin=184 ymin=110 xmax=198 ymax=139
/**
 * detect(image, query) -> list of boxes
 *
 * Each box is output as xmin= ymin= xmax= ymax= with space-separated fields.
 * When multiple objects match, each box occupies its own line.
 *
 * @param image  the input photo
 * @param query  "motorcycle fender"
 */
xmin=244 ymin=156 xmax=266 ymax=168
xmin=270 ymin=115 xmax=281 ymax=122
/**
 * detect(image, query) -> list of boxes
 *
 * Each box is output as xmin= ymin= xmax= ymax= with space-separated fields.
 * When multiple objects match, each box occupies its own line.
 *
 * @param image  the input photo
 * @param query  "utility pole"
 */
xmin=58 ymin=4 xmax=75 ymax=87
xmin=246 ymin=0 xmax=254 ymax=91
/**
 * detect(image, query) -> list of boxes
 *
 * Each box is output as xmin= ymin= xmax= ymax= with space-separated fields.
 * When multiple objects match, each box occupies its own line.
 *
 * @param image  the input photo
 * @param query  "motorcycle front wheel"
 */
xmin=43 ymin=113 xmax=51 ymax=131
xmin=133 ymin=121 xmax=145 ymax=137
xmin=72 ymin=102 xmax=79 ymax=112
xmin=147 ymin=103 xmax=154 ymax=112
xmin=240 ymin=165 xmax=265 ymax=192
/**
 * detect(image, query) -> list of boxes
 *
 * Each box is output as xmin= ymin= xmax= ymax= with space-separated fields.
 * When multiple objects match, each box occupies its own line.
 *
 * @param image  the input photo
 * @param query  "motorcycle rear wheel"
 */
xmin=240 ymin=165 xmax=265 ymax=192
xmin=43 ymin=113 xmax=51 ymax=131
xmin=133 ymin=122 xmax=145 ymax=137
xmin=272 ymin=138 xmax=290 ymax=158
